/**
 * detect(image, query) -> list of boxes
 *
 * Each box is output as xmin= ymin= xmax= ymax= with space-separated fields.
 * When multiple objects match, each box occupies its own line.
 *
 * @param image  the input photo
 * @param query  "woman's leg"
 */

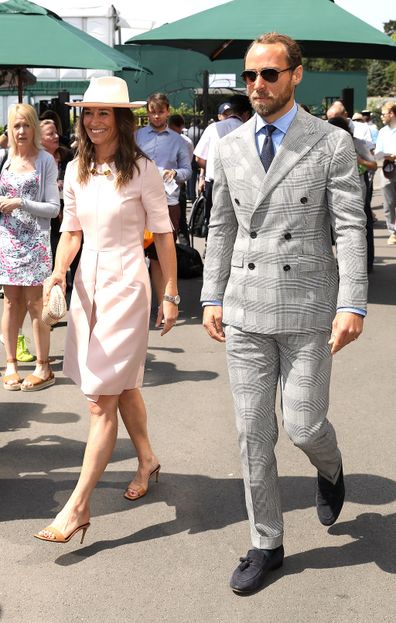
xmin=119 ymin=388 xmax=160 ymax=494
xmin=2 ymin=285 xmax=23 ymax=385
xmin=22 ymin=285 xmax=51 ymax=384
xmin=37 ymin=395 xmax=119 ymax=538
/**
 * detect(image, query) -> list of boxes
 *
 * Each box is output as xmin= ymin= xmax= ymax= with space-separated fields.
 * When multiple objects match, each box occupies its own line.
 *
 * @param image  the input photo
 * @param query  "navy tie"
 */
xmin=260 ymin=125 xmax=276 ymax=172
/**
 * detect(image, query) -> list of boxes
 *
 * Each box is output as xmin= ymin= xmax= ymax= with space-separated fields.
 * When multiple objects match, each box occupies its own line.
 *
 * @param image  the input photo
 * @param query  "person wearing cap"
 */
xmin=361 ymin=110 xmax=379 ymax=144
xmin=217 ymin=102 xmax=232 ymax=120
xmin=34 ymin=77 xmax=178 ymax=544
xmin=375 ymin=102 xmax=396 ymax=244
xmin=194 ymin=95 xmax=252 ymax=237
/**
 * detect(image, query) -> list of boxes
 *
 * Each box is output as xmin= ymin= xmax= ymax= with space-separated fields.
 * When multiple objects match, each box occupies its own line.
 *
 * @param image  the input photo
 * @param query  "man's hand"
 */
xmin=203 ymin=305 xmax=225 ymax=342
xmin=328 ymin=312 xmax=364 ymax=354
xmin=162 ymin=169 xmax=176 ymax=182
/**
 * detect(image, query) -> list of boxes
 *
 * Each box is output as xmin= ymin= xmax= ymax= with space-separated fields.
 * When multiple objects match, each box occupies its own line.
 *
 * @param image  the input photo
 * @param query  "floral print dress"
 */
xmin=0 ymin=168 xmax=52 ymax=286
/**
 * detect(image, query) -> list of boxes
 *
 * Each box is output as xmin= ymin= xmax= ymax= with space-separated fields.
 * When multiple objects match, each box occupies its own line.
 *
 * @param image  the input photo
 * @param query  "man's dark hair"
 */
xmin=168 ymin=114 xmax=185 ymax=129
xmin=245 ymin=32 xmax=302 ymax=69
xmin=228 ymin=94 xmax=252 ymax=117
xmin=147 ymin=92 xmax=170 ymax=109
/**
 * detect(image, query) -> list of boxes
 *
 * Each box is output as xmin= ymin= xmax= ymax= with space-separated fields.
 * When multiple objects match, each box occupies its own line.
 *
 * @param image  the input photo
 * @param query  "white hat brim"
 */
xmin=66 ymin=101 xmax=141 ymax=108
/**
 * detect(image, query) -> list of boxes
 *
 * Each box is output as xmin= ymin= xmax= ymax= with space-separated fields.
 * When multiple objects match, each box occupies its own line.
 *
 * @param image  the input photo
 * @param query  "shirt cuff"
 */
xmin=336 ymin=307 xmax=367 ymax=317
xmin=202 ymin=300 xmax=223 ymax=307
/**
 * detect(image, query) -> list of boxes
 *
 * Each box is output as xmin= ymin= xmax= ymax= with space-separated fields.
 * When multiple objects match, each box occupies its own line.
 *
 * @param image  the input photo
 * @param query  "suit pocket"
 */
xmin=230 ymin=250 xmax=244 ymax=268
xmin=298 ymin=255 xmax=337 ymax=273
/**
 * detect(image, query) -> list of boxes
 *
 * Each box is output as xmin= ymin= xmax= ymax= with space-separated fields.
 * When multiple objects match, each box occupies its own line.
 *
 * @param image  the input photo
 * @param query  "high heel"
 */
xmin=34 ymin=522 xmax=91 ymax=544
xmin=2 ymin=359 xmax=22 ymax=391
xmin=124 ymin=464 xmax=161 ymax=501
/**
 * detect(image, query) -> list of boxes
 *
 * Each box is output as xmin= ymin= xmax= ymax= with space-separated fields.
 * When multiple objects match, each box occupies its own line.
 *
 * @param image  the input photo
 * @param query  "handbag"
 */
xmin=188 ymin=193 xmax=208 ymax=239
xmin=42 ymin=279 xmax=67 ymax=326
xmin=176 ymin=243 xmax=203 ymax=279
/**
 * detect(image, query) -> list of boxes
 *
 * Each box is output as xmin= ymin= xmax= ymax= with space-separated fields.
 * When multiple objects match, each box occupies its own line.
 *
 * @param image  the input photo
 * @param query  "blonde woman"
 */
xmin=0 ymin=104 xmax=60 ymax=391
xmin=35 ymin=77 xmax=178 ymax=544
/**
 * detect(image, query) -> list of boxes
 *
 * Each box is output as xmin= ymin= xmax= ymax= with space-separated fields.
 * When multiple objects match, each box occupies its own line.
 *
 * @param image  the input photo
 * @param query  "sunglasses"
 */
xmin=241 ymin=67 xmax=293 ymax=84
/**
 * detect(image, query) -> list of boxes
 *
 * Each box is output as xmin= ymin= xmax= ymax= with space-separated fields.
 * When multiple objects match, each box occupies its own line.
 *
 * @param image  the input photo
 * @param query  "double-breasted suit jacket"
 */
xmin=201 ymin=107 xmax=368 ymax=333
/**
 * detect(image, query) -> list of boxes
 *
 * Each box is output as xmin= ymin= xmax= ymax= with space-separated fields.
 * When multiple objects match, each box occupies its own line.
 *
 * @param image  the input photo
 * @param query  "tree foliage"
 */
xmin=303 ymin=20 xmax=396 ymax=97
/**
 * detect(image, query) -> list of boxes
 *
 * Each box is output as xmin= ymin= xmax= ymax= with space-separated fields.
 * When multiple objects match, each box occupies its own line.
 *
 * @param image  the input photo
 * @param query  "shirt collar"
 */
xmin=148 ymin=124 xmax=170 ymax=135
xmin=255 ymin=102 xmax=298 ymax=136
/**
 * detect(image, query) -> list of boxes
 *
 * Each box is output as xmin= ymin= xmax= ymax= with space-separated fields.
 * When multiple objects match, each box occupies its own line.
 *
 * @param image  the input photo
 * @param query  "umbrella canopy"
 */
xmin=0 ymin=0 xmax=147 ymax=71
xmin=127 ymin=0 xmax=396 ymax=61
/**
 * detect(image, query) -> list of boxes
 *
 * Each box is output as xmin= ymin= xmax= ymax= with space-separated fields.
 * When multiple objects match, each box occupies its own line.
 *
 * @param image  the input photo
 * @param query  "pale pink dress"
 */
xmin=60 ymin=157 xmax=172 ymax=398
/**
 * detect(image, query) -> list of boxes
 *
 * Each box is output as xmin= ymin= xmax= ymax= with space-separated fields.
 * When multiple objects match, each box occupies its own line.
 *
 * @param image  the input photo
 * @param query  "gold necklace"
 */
xmin=90 ymin=165 xmax=112 ymax=176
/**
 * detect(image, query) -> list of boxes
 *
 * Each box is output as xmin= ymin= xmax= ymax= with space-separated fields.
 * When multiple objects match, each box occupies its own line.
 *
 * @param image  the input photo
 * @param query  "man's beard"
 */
xmin=249 ymin=84 xmax=293 ymax=118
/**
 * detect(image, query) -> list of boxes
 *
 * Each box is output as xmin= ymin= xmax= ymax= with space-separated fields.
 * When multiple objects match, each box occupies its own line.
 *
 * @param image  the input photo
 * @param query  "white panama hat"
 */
xmin=67 ymin=76 xmax=139 ymax=108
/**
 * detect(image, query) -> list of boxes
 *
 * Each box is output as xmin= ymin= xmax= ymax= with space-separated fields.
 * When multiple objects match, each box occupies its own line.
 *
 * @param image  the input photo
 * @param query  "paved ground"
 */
xmin=1 ymin=183 xmax=395 ymax=623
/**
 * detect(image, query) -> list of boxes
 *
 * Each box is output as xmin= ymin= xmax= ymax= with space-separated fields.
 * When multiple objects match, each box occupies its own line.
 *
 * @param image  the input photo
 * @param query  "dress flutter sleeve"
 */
xmin=60 ymin=160 xmax=82 ymax=232
xmin=141 ymin=158 xmax=173 ymax=233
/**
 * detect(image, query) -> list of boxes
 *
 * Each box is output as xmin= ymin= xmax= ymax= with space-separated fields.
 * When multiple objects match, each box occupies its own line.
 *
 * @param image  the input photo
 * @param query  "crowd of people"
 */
xmin=0 ymin=31 xmax=395 ymax=594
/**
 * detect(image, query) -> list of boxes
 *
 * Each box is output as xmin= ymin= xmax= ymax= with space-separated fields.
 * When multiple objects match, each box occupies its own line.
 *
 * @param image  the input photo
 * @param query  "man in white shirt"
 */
xmin=374 ymin=102 xmax=396 ymax=244
xmin=194 ymin=95 xmax=252 ymax=231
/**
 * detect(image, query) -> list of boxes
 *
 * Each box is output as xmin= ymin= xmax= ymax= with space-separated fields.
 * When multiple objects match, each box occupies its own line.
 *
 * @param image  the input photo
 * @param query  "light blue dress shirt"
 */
xmin=136 ymin=124 xmax=192 ymax=205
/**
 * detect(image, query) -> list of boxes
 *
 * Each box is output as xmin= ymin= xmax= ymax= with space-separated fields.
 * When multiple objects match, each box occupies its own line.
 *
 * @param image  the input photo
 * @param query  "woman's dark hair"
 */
xmin=77 ymin=108 xmax=146 ymax=189
xmin=327 ymin=116 xmax=353 ymax=136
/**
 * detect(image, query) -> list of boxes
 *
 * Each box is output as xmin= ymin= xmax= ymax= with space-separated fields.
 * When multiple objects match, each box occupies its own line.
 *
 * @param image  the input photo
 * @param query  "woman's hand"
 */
xmin=0 ymin=196 xmax=21 ymax=215
xmin=155 ymin=300 xmax=178 ymax=336
xmin=43 ymin=271 xmax=67 ymax=305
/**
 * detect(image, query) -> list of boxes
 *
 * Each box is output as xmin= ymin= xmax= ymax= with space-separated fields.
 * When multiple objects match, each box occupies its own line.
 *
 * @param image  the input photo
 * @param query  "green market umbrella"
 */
xmin=0 ymin=0 xmax=149 ymax=101
xmin=127 ymin=0 xmax=396 ymax=61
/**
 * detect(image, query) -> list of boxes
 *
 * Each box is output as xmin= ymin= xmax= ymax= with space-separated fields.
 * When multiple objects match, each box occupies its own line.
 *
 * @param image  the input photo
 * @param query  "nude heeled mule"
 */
xmin=34 ymin=522 xmax=91 ymax=544
xmin=123 ymin=464 xmax=161 ymax=501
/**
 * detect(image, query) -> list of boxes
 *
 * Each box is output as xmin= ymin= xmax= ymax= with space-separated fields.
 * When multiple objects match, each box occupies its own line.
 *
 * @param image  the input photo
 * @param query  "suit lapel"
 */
xmin=233 ymin=117 xmax=264 ymax=187
xmin=252 ymin=108 xmax=327 ymax=211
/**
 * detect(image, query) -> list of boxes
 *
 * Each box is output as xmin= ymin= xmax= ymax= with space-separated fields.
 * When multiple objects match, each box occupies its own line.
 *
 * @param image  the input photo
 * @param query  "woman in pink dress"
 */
xmin=35 ymin=77 xmax=179 ymax=544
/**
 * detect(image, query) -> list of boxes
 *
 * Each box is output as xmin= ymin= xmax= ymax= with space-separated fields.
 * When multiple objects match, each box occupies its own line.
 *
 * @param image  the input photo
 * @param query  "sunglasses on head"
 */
xmin=241 ymin=67 xmax=293 ymax=84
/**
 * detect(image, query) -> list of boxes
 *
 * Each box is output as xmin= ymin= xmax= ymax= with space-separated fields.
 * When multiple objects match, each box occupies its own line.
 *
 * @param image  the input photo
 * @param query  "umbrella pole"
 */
xmin=17 ymin=67 xmax=23 ymax=103
xmin=202 ymin=70 xmax=209 ymax=128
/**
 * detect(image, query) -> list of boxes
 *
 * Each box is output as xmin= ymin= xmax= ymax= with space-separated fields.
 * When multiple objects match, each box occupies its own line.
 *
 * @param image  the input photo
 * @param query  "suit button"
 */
xmin=235 ymin=198 xmax=240 ymax=205
xmin=248 ymin=263 xmax=255 ymax=270
xmin=250 ymin=231 xmax=257 ymax=239
xmin=283 ymin=264 xmax=291 ymax=271
xmin=284 ymin=232 xmax=292 ymax=240
xmin=300 ymin=197 xmax=308 ymax=204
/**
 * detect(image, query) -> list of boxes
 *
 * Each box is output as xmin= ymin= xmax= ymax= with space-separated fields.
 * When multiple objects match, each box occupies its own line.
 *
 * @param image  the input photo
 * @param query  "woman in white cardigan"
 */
xmin=0 ymin=103 xmax=60 ymax=391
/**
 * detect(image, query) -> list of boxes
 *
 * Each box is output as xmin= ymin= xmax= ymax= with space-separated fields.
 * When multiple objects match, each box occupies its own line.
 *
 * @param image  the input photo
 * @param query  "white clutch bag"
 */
xmin=42 ymin=280 xmax=67 ymax=326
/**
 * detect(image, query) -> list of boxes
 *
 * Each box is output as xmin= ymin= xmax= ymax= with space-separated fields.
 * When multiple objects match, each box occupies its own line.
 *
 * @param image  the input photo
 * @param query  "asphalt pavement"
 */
xmin=1 ymin=182 xmax=395 ymax=623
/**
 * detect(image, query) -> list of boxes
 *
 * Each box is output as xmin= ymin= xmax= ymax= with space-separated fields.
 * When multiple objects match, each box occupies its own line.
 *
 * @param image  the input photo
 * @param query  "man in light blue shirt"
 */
xmin=136 ymin=92 xmax=191 ymax=306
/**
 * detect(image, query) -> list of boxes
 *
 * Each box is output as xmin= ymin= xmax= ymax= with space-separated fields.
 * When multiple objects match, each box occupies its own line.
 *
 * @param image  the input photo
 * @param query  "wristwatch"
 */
xmin=163 ymin=294 xmax=180 ymax=305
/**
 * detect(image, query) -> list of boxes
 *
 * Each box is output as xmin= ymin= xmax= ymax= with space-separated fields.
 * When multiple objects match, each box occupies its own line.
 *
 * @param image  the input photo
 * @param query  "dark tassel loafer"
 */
xmin=316 ymin=465 xmax=345 ymax=526
xmin=230 ymin=545 xmax=284 ymax=595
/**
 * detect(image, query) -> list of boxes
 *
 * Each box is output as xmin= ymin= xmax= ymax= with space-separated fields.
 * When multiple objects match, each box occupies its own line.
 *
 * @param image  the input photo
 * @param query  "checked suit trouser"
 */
xmin=225 ymin=325 xmax=342 ymax=550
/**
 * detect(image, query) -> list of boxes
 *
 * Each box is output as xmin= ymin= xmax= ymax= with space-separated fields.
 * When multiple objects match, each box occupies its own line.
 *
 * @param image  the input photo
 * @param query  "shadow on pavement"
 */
xmin=368 ymin=260 xmax=396 ymax=305
xmin=283 ymin=512 xmax=396 ymax=576
xmin=144 ymin=351 xmax=218 ymax=387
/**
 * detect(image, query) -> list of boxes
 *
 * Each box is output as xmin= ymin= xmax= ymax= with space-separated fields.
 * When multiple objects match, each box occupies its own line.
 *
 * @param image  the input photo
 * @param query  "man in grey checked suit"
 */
xmin=201 ymin=33 xmax=367 ymax=595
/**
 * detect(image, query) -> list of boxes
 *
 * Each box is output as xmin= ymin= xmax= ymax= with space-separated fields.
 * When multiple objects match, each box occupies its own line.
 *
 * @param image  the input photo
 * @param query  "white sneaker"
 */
xmin=0 ymin=333 xmax=4 ymax=345
xmin=387 ymin=233 xmax=396 ymax=245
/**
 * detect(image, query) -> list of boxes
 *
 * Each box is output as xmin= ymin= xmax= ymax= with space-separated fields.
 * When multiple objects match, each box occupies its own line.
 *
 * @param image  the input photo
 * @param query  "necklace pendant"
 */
xmin=90 ymin=167 xmax=111 ymax=176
